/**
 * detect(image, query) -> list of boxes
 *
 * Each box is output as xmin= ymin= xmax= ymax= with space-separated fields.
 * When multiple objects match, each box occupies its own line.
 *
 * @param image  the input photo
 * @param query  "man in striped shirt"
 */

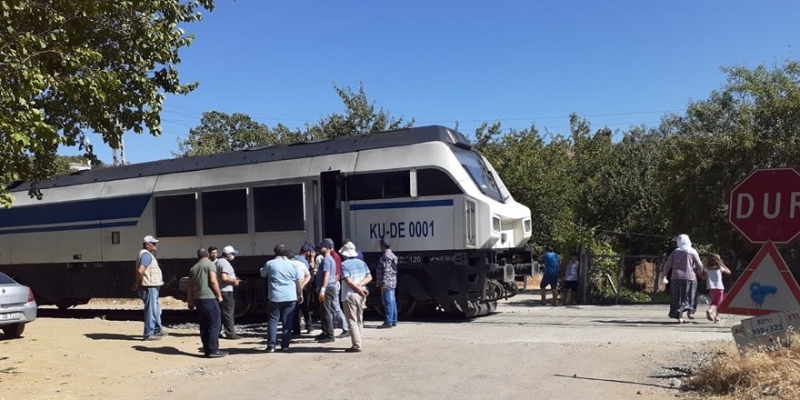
xmin=339 ymin=241 xmax=372 ymax=352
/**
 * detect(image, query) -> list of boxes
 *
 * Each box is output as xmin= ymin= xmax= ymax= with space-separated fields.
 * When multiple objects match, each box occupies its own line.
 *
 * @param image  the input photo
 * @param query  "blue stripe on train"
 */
xmin=0 ymin=195 xmax=151 ymax=228
xmin=2 ymin=220 xmax=139 ymax=235
xmin=349 ymin=199 xmax=454 ymax=211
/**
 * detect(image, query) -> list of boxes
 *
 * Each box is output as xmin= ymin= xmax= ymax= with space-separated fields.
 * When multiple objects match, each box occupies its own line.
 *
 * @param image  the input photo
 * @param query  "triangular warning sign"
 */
xmin=719 ymin=241 xmax=800 ymax=316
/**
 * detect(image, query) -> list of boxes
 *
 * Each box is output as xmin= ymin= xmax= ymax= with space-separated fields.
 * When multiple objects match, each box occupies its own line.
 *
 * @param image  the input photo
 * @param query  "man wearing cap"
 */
xmin=314 ymin=238 xmax=338 ymax=343
xmin=133 ymin=235 xmax=166 ymax=340
xmin=376 ymin=238 xmax=398 ymax=329
xmin=210 ymin=245 xmax=241 ymax=340
xmin=292 ymin=242 xmax=315 ymax=335
xmin=260 ymin=244 xmax=303 ymax=352
xmin=339 ymin=241 xmax=372 ymax=352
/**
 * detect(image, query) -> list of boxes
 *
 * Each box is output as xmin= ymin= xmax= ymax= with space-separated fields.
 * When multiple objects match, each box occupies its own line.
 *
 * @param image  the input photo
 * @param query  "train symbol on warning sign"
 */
xmin=750 ymin=282 xmax=778 ymax=308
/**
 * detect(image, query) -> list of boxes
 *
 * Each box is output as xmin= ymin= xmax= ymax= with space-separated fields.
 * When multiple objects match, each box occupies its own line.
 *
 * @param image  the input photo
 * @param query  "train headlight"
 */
xmin=492 ymin=216 xmax=501 ymax=232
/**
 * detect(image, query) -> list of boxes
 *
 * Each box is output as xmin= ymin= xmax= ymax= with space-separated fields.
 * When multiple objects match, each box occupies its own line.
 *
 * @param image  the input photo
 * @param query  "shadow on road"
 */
xmin=132 ymin=345 xmax=202 ymax=357
xmin=85 ymin=333 xmax=141 ymax=341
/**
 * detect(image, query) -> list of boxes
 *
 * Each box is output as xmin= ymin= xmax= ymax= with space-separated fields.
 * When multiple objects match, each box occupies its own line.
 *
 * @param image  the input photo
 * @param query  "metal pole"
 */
xmin=616 ymin=255 xmax=626 ymax=305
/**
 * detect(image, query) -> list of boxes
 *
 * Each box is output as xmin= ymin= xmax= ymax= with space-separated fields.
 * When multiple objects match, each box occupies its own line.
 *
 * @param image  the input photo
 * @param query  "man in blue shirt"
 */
xmin=314 ymin=238 xmax=338 ymax=343
xmin=260 ymin=244 xmax=303 ymax=352
xmin=339 ymin=241 xmax=372 ymax=352
xmin=539 ymin=246 xmax=561 ymax=306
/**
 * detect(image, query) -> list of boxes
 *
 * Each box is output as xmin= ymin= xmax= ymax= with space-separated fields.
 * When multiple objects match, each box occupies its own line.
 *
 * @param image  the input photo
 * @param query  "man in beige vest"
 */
xmin=132 ymin=235 xmax=165 ymax=340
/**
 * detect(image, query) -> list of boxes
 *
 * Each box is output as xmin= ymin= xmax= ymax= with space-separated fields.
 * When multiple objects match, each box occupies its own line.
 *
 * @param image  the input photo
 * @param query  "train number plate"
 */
xmin=0 ymin=312 xmax=21 ymax=321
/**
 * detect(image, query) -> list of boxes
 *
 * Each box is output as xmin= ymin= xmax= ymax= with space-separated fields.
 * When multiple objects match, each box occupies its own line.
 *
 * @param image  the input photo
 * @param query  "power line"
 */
xmin=161 ymin=104 xmax=686 ymax=128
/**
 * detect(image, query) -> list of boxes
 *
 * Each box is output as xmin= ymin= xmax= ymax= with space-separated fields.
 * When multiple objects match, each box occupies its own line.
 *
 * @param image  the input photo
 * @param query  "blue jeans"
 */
xmin=195 ymin=298 xmax=222 ymax=356
xmin=332 ymin=283 xmax=348 ymax=331
xmin=267 ymin=301 xmax=296 ymax=349
xmin=138 ymin=286 xmax=163 ymax=338
xmin=382 ymin=288 xmax=398 ymax=326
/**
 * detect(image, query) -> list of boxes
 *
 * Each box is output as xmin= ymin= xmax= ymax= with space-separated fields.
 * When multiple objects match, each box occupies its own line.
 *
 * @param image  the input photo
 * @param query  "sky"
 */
xmin=60 ymin=0 xmax=799 ymax=164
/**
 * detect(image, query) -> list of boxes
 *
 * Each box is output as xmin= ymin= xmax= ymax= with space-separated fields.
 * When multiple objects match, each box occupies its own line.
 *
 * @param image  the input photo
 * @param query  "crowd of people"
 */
xmin=134 ymin=235 xmax=398 ymax=358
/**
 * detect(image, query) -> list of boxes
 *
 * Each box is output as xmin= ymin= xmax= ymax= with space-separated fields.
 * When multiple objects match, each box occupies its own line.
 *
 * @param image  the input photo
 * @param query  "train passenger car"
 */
xmin=0 ymin=126 xmax=532 ymax=317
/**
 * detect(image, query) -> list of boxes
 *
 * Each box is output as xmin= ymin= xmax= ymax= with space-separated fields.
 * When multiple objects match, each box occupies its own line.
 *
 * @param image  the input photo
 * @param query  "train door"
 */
xmin=320 ymin=170 xmax=345 ymax=247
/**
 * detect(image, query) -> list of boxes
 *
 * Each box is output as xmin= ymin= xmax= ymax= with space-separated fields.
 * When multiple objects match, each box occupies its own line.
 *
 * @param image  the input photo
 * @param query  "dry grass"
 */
xmin=688 ymin=334 xmax=800 ymax=399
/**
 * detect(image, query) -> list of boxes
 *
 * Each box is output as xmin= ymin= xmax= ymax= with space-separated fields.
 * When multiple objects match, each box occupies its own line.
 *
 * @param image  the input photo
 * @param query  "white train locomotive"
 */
xmin=0 ymin=126 xmax=532 ymax=317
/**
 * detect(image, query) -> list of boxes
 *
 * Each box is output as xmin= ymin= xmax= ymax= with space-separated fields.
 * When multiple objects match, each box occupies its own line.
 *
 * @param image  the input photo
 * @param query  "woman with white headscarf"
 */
xmin=662 ymin=234 xmax=704 ymax=323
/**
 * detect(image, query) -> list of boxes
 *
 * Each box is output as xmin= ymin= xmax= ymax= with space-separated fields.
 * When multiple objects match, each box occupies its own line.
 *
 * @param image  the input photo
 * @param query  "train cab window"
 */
xmin=202 ymin=189 xmax=248 ymax=235
xmin=417 ymin=169 xmax=463 ymax=196
xmin=253 ymin=184 xmax=305 ymax=232
xmin=383 ymin=172 xmax=410 ymax=198
xmin=453 ymin=149 xmax=503 ymax=201
xmin=155 ymin=194 xmax=197 ymax=237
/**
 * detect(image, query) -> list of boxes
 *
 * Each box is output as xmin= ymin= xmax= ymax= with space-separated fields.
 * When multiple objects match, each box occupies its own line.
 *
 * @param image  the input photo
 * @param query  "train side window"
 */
xmin=202 ymin=189 xmax=248 ymax=235
xmin=383 ymin=171 xmax=410 ymax=198
xmin=253 ymin=184 xmax=304 ymax=232
xmin=417 ymin=168 xmax=463 ymax=196
xmin=347 ymin=174 xmax=382 ymax=201
xmin=155 ymin=194 xmax=197 ymax=237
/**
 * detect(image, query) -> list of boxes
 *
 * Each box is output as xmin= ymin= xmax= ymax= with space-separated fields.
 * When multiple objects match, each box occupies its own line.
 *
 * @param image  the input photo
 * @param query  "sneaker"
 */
xmin=313 ymin=333 xmax=327 ymax=340
xmin=344 ymin=347 xmax=362 ymax=353
xmin=143 ymin=335 xmax=162 ymax=341
xmin=226 ymin=333 xmax=242 ymax=340
xmin=154 ymin=331 xmax=168 ymax=337
xmin=306 ymin=327 xmax=314 ymax=334
xmin=207 ymin=351 xmax=228 ymax=358
xmin=316 ymin=338 xmax=335 ymax=343
xmin=278 ymin=347 xmax=290 ymax=353
xmin=265 ymin=347 xmax=275 ymax=353
xmin=687 ymin=312 xmax=695 ymax=320
xmin=705 ymin=310 xmax=713 ymax=322
xmin=336 ymin=331 xmax=350 ymax=338
xmin=376 ymin=323 xmax=393 ymax=329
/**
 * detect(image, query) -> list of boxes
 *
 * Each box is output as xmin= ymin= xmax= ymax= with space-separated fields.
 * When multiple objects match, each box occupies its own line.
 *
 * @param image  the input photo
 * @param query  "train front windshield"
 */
xmin=453 ymin=148 xmax=503 ymax=202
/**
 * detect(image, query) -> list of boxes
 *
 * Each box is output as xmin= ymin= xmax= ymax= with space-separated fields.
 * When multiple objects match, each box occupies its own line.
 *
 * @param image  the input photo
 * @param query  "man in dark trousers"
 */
xmin=187 ymin=248 xmax=227 ymax=358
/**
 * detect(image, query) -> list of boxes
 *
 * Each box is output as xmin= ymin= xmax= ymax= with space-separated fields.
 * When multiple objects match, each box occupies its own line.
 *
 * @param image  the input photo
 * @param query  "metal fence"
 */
xmin=582 ymin=252 xmax=667 ymax=305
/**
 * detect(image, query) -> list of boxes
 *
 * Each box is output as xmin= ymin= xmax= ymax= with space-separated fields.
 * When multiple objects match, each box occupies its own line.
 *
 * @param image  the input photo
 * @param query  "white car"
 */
xmin=0 ymin=272 xmax=37 ymax=338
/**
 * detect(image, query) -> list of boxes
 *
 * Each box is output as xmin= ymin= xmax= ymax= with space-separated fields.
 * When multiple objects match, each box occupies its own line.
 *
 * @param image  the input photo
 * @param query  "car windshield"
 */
xmin=0 ymin=272 xmax=15 ymax=284
xmin=453 ymin=148 xmax=503 ymax=202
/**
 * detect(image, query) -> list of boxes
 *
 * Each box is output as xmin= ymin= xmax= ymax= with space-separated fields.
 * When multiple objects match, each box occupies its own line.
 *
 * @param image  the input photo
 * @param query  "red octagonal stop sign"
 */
xmin=729 ymin=168 xmax=800 ymax=243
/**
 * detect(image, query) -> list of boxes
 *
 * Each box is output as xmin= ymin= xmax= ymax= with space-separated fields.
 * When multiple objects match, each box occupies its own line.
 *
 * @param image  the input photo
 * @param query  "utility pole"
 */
xmin=112 ymin=134 xmax=127 ymax=166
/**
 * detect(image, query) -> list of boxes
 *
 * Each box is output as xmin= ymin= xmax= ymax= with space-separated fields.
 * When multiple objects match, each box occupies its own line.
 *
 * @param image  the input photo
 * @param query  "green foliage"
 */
xmin=53 ymin=155 xmax=103 ymax=174
xmin=474 ymin=122 xmax=578 ymax=251
xmin=304 ymin=83 xmax=414 ymax=139
xmin=0 ymin=0 xmax=214 ymax=206
xmin=593 ymin=286 xmax=652 ymax=305
xmin=176 ymin=83 xmax=414 ymax=157
xmin=175 ymin=112 xmax=304 ymax=157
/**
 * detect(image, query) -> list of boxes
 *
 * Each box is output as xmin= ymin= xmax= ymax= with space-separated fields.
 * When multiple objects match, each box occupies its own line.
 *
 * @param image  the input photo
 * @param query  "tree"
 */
xmin=176 ymin=83 xmax=415 ymax=157
xmin=175 ymin=112 xmax=304 ymax=157
xmin=304 ymin=83 xmax=414 ymax=139
xmin=0 ymin=0 xmax=215 ymax=207
xmin=656 ymin=59 xmax=800 ymax=252
xmin=474 ymin=122 xmax=578 ymax=250
xmin=53 ymin=155 xmax=106 ymax=174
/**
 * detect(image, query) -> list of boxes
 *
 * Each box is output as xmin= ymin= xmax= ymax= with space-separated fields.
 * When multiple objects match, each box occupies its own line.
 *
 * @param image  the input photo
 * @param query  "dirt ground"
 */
xmin=0 ymin=293 xmax=741 ymax=400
